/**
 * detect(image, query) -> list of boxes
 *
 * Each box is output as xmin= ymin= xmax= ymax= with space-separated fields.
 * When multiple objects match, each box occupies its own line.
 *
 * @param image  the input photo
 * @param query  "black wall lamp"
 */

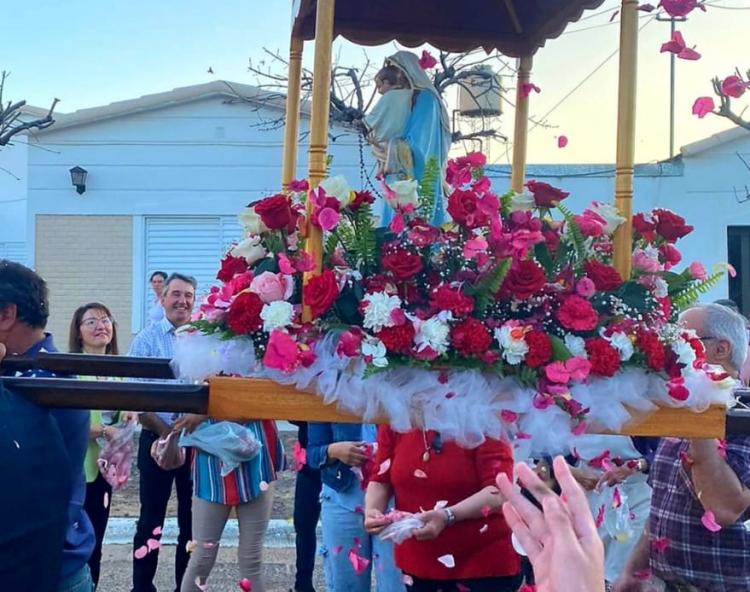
xmin=69 ymin=166 xmax=88 ymax=194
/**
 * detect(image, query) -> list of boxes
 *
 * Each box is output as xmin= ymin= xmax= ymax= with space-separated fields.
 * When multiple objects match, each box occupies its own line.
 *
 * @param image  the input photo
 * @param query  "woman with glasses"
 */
xmin=68 ymin=302 xmax=136 ymax=588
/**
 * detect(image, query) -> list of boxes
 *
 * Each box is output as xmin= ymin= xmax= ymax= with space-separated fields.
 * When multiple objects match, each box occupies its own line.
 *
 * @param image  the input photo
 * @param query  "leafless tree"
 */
xmin=0 ymin=71 xmax=59 ymax=147
xmin=711 ymin=68 xmax=750 ymax=132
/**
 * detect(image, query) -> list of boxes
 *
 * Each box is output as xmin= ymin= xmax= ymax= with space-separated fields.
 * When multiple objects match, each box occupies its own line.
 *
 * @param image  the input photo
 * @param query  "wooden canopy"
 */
xmin=292 ymin=0 xmax=607 ymax=57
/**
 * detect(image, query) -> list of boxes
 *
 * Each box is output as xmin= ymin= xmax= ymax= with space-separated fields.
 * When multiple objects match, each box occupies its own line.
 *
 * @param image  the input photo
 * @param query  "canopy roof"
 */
xmin=292 ymin=0 xmax=607 ymax=57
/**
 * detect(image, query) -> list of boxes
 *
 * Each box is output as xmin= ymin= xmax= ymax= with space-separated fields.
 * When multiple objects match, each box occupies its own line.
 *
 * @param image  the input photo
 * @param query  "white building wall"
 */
xmin=0 ymin=139 xmax=29 ymax=263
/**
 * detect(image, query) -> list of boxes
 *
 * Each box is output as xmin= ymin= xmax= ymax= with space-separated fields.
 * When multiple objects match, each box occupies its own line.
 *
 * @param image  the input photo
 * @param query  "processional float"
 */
xmin=4 ymin=0 xmax=749 ymax=439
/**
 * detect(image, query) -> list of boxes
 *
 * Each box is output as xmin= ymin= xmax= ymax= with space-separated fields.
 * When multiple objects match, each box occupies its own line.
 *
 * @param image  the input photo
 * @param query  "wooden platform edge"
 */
xmin=207 ymin=377 xmax=727 ymax=438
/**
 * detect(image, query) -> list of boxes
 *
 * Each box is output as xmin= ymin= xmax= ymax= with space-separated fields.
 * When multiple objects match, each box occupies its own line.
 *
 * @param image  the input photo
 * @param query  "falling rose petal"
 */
xmin=678 ymin=46 xmax=701 ymax=61
xmin=595 ymin=505 xmax=606 ymax=528
xmin=333 ymin=545 xmax=343 ymax=556
xmin=457 ymin=584 xmax=471 ymax=592
xmin=434 ymin=500 xmax=448 ymax=510
xmin=653 ymin=537 xmax=671 ymax=552
xmin=521 ymin=83 xmax=541 ymax=98
xmin=152 ymin=526 xmax=162 ymax=536
xmin=413 ymin=469 xmax=428 ymax=479
xmin=701 ymin=510 xmax=722 ymax=532
xmin=418 ymin=50 xmax=438 ymax=70
xmin=557 ymin=135 xmax=569 ymax=148
xmin=134 ymin=545 xmax=149 ymax=560
xmin=195 ymin=576 xmax=208 ymax=592
xmin=259 ymin=481 xmax=269 ymax=491
xmin=348 ymin=549 xmax=371 ymax=575
xmin=103 ymin=492 xmax=109 ymax=509
xmin=480 ymin=505 xmax=491 ymax=518
xmin=238 ymin=577 xmax=253 ymax=591
xmin=692 ymin=96 xmax=715 ymax=119
xmin=378 ymin=458 xmax=392 ymax=476
xmin=403 ymin=575 xmax=414 ymax=586
xmin=479 ymin=523 xmax=489 ymax=534
xmin=437 ymin=554 xmax=456 ymax=569
xmin=146 ymin=538 xmax=161 ymax=551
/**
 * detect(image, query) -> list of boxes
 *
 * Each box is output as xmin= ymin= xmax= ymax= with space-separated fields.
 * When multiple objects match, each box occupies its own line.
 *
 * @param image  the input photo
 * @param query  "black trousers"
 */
xmin=132 ymin=430 xmax=193 ymax=592
xmin=293 ymin=464 xmax=322 ymax=592
xmin=84 ymin=473 xmax=113 ymax=588
xmin=406 ymin=574 xmax=523 ymax=592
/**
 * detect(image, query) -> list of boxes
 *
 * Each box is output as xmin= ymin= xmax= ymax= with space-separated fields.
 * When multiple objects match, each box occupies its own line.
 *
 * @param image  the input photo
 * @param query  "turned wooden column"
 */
xmin=511 ymin=56 xmax=533 ymax=193
xmin=281 ymin=35 xmax=304 ymax=188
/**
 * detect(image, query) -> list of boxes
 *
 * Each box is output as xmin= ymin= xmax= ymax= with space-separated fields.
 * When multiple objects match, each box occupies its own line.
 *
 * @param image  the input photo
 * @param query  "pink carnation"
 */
xmin=263 ymin=330 xmax=302 ymax=373
xmin=576 ymin=277 xmax=596 ymax=298
xmin=688 ymin=261 xmax=707 ymax=280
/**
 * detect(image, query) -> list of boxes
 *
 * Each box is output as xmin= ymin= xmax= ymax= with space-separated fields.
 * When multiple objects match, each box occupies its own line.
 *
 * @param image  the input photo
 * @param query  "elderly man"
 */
xmin=130 ymin=272 xmax=204 ymax=592
xmin=615 ymin=303 xmax=750 ymax=592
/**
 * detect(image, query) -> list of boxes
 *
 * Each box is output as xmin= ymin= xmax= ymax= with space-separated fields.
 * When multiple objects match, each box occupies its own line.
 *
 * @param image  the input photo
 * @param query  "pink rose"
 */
xmin=632 ymin=249 xmax=662 ymax=273
xmin=688 ymin=261 xmax=707 ymax=280
xmin=263 ymin=330 xmax=301 ymax=373
xmin=250 ymin=271 xmax=294 ymax=304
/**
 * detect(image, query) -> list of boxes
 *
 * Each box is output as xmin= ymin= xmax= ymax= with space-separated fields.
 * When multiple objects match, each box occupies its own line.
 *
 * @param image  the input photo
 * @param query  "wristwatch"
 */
xmin=443 ymin=507 xmax=457 ymax=526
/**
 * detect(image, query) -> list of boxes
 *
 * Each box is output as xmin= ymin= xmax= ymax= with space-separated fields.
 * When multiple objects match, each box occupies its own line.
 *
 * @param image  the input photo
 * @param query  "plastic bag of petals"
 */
xmin=179 ymin=421 xmax=262 ymax=476
xmin=150 ymin=430 xmax=186 ymax=471
xmin=97 ymin=420 xmax=136 ymax=490
xmin=378 ymin=511 xmax=425 ymax=544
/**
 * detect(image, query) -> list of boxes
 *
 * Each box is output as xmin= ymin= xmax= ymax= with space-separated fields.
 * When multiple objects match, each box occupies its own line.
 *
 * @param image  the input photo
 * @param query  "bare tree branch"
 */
xmin=711 ymin=70 xmax=750 ymax=132
xmin=0 ymin=71 xmax=58 ymax=147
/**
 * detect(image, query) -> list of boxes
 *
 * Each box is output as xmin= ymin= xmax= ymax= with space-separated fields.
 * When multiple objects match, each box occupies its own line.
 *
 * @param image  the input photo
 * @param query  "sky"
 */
xmin=4 ymin=0 xmax=749 ymax=165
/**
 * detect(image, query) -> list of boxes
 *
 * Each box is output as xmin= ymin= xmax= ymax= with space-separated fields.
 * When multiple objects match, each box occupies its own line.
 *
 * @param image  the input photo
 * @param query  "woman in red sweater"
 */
xmin=364 ymin=426 xmax=521 ymax=592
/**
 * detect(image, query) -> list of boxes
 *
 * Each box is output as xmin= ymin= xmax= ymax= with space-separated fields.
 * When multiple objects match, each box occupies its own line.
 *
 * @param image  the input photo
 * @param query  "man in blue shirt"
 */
xmin=0 ymin=260 xmax=95 ymax=591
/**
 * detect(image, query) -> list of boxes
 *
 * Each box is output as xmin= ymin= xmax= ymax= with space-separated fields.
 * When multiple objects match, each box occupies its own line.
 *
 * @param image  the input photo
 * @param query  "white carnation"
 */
xmin=494 ymin=325 xmax=530 ymax=365
xmin=414 ymin=316 xmax=450 ymax=355
xmin=320 ymin=175 xmax=353 ymax=206
xmin=564 ymin=334 xmax=588 ymax=358
xmin=590 ymin=202 xmax=626 ymax=234
xmin=653 ymin=277 xmax=669 ymax=298
xmin=260 ymin=301 xmax=294 ymax=332
xmin=606 ymin=331 xmax=634 ymax=361
xmin=510 ymin=191 xmax=535 ymax=212
xmin=362 ymin=292 xmax=402 ymax=332
xmin=672 ymin=339 xmax=697 ymax=367
xmin=362 ymin=339 xmax=388 ymax=368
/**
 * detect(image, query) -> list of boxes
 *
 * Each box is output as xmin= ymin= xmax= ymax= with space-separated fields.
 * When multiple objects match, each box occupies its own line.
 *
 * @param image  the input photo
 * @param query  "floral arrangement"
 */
xmin=179 ymin=152 xmax=732 ymax=448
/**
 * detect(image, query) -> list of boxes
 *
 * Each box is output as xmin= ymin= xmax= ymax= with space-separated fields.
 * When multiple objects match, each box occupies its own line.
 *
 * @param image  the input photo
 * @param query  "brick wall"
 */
xmin=35 ymin=215 xmax=134 ymax=352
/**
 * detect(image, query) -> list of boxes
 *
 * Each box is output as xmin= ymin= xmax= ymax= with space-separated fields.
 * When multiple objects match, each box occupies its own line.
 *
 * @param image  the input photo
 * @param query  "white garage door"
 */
xmin=143 ymin=216 xmax=242 ymax=322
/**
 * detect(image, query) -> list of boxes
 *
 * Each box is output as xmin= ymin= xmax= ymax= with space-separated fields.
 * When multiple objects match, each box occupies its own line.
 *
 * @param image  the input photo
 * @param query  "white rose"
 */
xmin=320 ymin=175 xmax=353 ymax=206
xmin=510 ymin=191 xmax=535 ymax=212
xmin=362 ymin=292 xmax=402 ymax=332
xmin=414 ymin=316 xmax=450 ymax=355
xmin=238 ymin=207 xmax=268 ymax=235
xmin=606 ymin=331 xmax=634 ymax=361
xmin=564 ymin=334 xmax=588 ymax=358
xmin=494 ymin=325 xmax=530 ymax=365
xmin=362 ymin=339 xmax=389 ymax=367
xmin=260 ymin=301 xmax=295 ymax=332
xmin=231 ymin=237 xmax=267 ymax=265
xmin=389 ymin=179 xmax=420 ymax=209
xmin=590 ymin=202 xmax=626 ymax=234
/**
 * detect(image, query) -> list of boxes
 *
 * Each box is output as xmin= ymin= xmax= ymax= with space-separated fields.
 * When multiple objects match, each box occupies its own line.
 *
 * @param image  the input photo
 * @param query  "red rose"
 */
xmin=302 ymin=269 xmax=339 ymax=319
xmin=583 ymin=260 xmax=623 ymax=291
xmin=254 ymin=194 xmax=297 ymax=232
xmin=585 ymin=337 xmax=621 ymax=377
xmin=227 ymin=292 xmax=264 ymax=334
xmin=653 ymin=209 xmax=693 ymax=242
xmin=382 ymin=250 xmax=423 ymax=281
xmin=555 ymin=295 xmax=599 ymax=332
xmin=524 ymin=330 xmax=552 ymax=368
xmin=363 ymin=274 xmax=394 ymax=294
xmin=447 ymin=189 xmax=489 ymax=229
xmin=217 ymin=253 xmax=248 ymax=283
xmin=377 ymin=321 xmax=415 ymax=354
xmin=429 ymin=285 xmax=475 ymax=317
xmin=632 ymin=212 xmax=657 ymax=241
xmin=350 ymin=190 xmax=375 ymax=211
xmin=525 ymin=180 xmax=570 ymax=208
xmin=503 ymin=260 xmax=547 ymax=300
xmin=636 ymin=330 xmax=666 ymax=370
xmin=658 ymin=243 xmax=682 ymax=268
xmin=451 ymin=318 xmax=492 ymax=356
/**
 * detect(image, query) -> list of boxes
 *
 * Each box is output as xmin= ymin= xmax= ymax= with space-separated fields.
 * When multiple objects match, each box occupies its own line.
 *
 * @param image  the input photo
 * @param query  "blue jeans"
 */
xmin=59 ymin=564 xmax=95 ymax=592
xmin=320 ymin=496 xmax=404 ymax=592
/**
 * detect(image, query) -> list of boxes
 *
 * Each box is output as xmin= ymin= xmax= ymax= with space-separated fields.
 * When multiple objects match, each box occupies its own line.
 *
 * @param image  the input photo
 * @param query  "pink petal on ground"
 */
xmin=437 ymin=554 xmax=456 ymax=569
xmin=238 ymin=577 xmax=253 ymax=591
xmin=701 ymin=510 xmax=722 ymax=532
xmin=557 ymin=135 xmax=569 ymax=148
xmin=348 ymin=549 xmax=371 ymax=575
xmin=152 ymin=526 xmax=162 ymax=536
xmin=146 ymin=538 xmax=161 ymax=551
xmin=133 ymin=546 xmax=149 ymax=560
xmin=413 ymin=469 xmax=428 ymax=479
xmin=653 ymin=537 xmax=671 ymax=552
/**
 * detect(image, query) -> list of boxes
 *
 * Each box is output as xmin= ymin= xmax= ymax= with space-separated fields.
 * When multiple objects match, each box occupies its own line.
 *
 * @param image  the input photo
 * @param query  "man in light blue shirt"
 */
xmin=129 ymin=272 xmax=203 ymax=592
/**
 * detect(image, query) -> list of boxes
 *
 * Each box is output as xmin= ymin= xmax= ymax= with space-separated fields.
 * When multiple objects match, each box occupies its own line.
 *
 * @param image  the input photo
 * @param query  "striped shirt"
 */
xmin=127 ymin=316 xmax=180 ymax=425
xmin=192 ymin=420 xmax=286 ymax=505
xmin=649 ymin=437 xmax=750 ymax=591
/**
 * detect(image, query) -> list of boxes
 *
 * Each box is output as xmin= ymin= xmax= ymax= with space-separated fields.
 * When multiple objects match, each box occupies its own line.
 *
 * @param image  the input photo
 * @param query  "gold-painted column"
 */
xmin=511 ymin=56 xmax=533 ymax=193
xmin=302 ymin=0 xmax=335 ymax=321
xmin=281 ymin=35 xmax=304 ymax=188
xmin=613 ymin=0 xmax=639 ymax=280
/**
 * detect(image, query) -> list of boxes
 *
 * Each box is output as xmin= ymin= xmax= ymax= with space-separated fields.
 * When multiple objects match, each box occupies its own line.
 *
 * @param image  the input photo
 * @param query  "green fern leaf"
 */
xmin=672 ymin=270 xmax=725 ymax=311
xmin=557 ymin=202 xmax=587 ymax=264
xmin=418 ymin=157 xmax=440 ymax=221
xmin=469 ymin=258 xmax=512 ymax=315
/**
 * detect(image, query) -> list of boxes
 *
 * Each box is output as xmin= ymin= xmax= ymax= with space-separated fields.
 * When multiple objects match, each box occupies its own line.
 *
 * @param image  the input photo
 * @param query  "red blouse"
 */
xmin=372 ymin=426 xmax=520 ymax=581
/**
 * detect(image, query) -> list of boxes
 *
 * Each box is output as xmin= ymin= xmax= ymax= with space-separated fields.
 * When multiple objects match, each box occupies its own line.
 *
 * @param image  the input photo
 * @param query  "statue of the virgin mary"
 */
xmin=362 ymin=51 xmax=452 ymax=225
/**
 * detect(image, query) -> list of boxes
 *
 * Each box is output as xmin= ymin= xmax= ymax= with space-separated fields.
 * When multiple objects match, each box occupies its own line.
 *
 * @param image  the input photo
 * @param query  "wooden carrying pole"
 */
xmin=281 ymin=35 xmax=304 ymax=187
xmin=301 ymin=0 xmax=335 ymax=322
xmin=612 ymin=0 xmax=638 ymax=279
xmin=511 ymin=56 xmax=533 ymax=193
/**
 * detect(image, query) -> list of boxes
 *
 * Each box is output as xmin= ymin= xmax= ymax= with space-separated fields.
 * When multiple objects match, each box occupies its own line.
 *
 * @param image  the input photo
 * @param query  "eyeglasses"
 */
xmin=698 ymin=336 xmax=717 ymax=342
xmin=81 ymin=317 xmax=112 ymax=329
